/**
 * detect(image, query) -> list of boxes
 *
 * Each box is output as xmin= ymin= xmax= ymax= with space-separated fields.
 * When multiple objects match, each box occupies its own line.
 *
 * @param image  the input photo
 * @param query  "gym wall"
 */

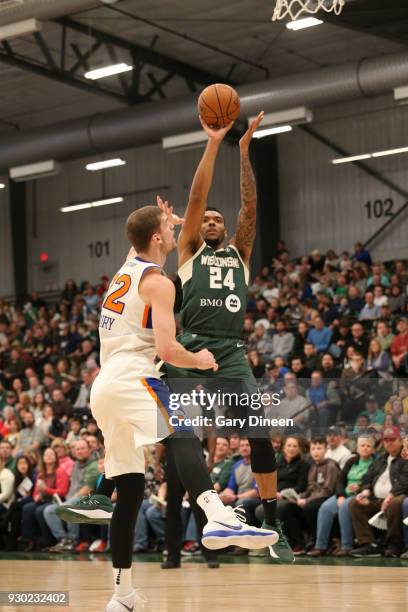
xmin=279 ymin=95 xmax=408 ymax=261
xmin=25 ymin=141 xmax=241 ymax=292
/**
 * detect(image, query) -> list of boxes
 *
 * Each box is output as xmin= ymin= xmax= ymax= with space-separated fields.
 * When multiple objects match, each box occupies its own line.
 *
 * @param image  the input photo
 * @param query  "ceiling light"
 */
xmin=0 ymin=183 xmax=5 ymax=189
xmin=10 ymin=160 xmax=59 ymax=181
xmin=372 ymin=146 xmax=408 ymax=158
xmin=61 ymin=197 xmax=124 ymax=213
xmin=332 ymin=154 xmax=372 ymax=164
xmin=286 ymin=17 xmax=323 ymax=31
xmin=86 ymin=158 xmax=126 ymax=171
xmin=253 ymin=125 xmax=293 ymax=138
xmin=84 ymin=63 xmax=133 ymax=80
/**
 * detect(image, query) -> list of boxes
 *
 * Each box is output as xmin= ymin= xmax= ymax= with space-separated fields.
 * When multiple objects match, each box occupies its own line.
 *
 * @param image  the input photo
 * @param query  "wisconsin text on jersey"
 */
xmin=200 ymin=253 xmax=240 ymax=268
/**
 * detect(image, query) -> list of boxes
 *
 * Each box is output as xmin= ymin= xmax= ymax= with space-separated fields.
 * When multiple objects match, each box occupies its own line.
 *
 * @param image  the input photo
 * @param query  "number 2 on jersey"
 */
xmin=103 ymin=273 xmax=131 ymax=315
xmin=209 ymin=267 xmax=235 ymax=290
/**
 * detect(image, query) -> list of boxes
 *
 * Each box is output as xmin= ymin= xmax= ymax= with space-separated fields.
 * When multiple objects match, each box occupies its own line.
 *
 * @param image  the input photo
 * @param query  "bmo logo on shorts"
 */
xmin=225 ymin=294 xmax=241 ymax=313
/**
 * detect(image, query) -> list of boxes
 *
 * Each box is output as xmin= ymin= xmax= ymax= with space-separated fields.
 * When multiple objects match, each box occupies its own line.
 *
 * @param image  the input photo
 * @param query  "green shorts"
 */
xmin=163 ymin=331 xmax=256 ymax=385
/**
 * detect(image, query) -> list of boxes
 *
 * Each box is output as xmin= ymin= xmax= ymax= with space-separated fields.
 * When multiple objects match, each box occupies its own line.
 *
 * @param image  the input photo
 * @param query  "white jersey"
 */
xmin=98 ymin=256 xmax=160 ymax=377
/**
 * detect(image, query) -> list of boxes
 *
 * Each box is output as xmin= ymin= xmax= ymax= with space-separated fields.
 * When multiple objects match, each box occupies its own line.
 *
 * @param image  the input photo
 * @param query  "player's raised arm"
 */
xmin=230 ymin=112 xmax=264 ymax=265
xmin=139 ymin=271 xmax=218 ymax=371
xmin=178 ymin=118 xmax=234 ymax=267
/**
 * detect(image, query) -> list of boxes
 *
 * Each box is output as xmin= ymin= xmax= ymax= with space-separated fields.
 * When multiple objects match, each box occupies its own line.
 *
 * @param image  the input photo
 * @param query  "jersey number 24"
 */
xmin=209 ymin=267 xmax=235 ymax=290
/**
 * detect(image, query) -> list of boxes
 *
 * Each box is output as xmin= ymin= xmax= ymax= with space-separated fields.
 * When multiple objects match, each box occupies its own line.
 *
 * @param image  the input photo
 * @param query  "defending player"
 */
xmin=159 ymin=112 xmax=294 ymax=563
xmin=83 ymin=205 xmax=278 ymax=611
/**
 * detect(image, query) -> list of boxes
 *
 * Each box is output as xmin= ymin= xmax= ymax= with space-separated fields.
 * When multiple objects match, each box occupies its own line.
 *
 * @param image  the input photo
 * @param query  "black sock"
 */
xmin=262 ymin=498 xmax=277 ymax=525
xmin=95 ymin=475 xmax=115 ymax=498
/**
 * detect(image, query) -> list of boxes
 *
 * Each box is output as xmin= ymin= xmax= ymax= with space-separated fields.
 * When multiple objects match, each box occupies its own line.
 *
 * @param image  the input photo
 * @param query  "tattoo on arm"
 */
xmin=235 ymin=152 xmax=257 ymax=253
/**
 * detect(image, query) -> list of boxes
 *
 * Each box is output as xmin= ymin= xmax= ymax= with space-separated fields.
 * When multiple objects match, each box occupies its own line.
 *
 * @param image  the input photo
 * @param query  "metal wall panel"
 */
xmin=0 ymin=182 xmax=15 ymax=297
xmin=26 ymin=142 xmax=241 ymax=290
xmin=279 ymin=96 xmax=408 ymax=261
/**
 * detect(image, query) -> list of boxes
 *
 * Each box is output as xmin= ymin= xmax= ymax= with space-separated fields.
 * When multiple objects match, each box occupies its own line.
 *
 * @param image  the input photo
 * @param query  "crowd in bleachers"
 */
xmin=0 ymin=241 xmax=408 ymax=559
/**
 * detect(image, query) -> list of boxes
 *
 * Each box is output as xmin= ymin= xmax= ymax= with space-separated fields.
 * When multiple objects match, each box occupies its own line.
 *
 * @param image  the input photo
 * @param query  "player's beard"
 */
xmin=205 ymin=232 xmax=224 ymax=250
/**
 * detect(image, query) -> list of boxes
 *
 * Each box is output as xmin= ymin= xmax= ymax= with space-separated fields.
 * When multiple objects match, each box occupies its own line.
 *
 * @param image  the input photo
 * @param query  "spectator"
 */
xmin=277 ymin=437 xmax=339 ymax=553
xmin=270 ymin=381 xmax=310 ymax=433
xmin=319 ymin=353 xmax=340 ymax=379
xmin=246 ymin=350 xmax=265 ymax=378
xmin=325 ymin=426 xmax=352 ymax=469
xmin=375 ymin=321 xmax=394 ymax=352
xmin=0 ymin=440 xmax=16 ymax=472
xmin=0 ymin=455 xmax=15 ymax=518
xmin=3 ymin=454 xmax=35 ymax=550
xmin=362 ymin=396 xmax=385 ymax=426
xmin=72 ymin=369 xmax=93 ymax=415
xmin=44 ymin=439 xmax=98 ymax=552
xmin=307 ymin=372 xmax=341 ymax=432
xmin=353 ymin=242 xmax=372 ymax=267
xmin=51 ymin=439 xmax=75 ymax=477
xmin=277 ymin=436 xmax=309 ymax=494
xmin=345 ymin=323 xmax=369 ymax=359
xmin=14 ymin=411 xmax=44 ymax=457
xmin=21 ymin=447 xmax=70 ymax=551
xmin=309 ymin=435 xmax=375 ymax=557
xmin=388 ymin=285 xmax=407 ymax=315
xmin=219 ymin=439 xmax=259 ymax=527
xmin=303 ymin=342 xmax=320 ymax=372
xmin=210 ymin=437 xmax=234 ymax=493
xmin=307 ymin=317 xmax=333 ymax=354
xmin=359 ymin=292 xmax=381 ymax=322
xmin=366 ymin=339 xmax=392 ymax=378
xmin=290 ymin=356 xmax=310 ymax=380
xmin=350 ymin=426 xmax=408 ymax=558
xmin=293 ymin=321 xmax=309 ymax=356
xmin=347 ymin=287 xmax=365 ymax=317
xmin=373 ymin=286 xmax=388 ymax=308
xmin=66 ymin=417 xmax=83 ymax=445
xmin=390 ymin=318 xmax=408 ymax=376
xmin=270 ymin=319 xmax=294 ymax=360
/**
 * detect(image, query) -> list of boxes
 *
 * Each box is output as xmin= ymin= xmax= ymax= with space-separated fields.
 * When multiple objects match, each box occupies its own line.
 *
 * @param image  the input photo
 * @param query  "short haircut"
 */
xmin=311 ymin=436 xmax=327 ymax=446
xmin=205 ymin=207 xmax=225 ymax=221
xmin=126 ymin=205 xmax=163 ymax=252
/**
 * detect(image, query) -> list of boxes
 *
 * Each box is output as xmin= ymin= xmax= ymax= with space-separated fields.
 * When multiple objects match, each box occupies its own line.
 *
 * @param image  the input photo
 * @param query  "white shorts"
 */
xmin=91 ymin=362 xmax=187 ymax=478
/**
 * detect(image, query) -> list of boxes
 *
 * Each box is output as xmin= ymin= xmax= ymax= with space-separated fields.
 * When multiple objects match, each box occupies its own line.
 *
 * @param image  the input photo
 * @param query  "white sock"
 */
xmin=112 ymin=567 xmax=133 ymax=598
xmin=196 ymin=490 xmax=230 ymax=520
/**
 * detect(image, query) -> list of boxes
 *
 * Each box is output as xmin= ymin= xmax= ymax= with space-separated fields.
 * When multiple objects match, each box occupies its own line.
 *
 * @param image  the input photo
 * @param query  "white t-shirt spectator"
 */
xmin=373 ymin=455 xmax=393 ymax=500
xmin=325 ymin=444 xmax=352 ymax=469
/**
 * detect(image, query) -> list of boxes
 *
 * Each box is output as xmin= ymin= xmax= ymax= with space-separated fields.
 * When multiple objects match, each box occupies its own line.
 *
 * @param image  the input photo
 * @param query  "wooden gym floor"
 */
xmin=0 ymin=559 xmax=407 ymax=612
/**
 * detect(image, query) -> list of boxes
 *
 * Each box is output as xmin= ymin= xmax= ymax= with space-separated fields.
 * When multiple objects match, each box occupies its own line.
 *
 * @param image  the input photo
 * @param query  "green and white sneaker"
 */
xmin=263 ymin=519 xmax=295 ymax=564
xmin=56 ymin=494 xmax=113 ymax=525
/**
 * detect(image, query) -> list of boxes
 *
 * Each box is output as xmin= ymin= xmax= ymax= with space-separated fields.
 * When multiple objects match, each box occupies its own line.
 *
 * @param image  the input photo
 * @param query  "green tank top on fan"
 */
xmin=178 ymin=242 xmax=249 ymax=339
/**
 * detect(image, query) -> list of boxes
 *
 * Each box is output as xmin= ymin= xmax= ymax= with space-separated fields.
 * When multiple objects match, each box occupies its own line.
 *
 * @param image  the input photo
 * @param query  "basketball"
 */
xmin=198 ymin=83 xmax=240 ymax=128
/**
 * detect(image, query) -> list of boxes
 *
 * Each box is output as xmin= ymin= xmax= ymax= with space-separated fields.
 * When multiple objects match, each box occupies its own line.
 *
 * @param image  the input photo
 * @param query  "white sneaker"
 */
xmin=201 ymin=506 xmax=279 ymax=550
xmin=105 ymin=589 xmax=147 ymax=612
xmin=404 ymin=516 xmax=408 ymax=526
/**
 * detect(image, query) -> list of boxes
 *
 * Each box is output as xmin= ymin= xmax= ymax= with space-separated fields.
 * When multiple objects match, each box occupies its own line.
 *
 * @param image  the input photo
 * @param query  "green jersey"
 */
xmin=178 ymin=242 xmax=249 ymax=339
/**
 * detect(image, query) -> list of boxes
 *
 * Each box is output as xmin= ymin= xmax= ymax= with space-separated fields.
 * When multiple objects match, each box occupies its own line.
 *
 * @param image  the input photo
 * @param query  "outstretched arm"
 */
xmin=230 ymin=112 xmax=264 ymax=265
xmin=178 ymin=118 xmax=234 ymax=267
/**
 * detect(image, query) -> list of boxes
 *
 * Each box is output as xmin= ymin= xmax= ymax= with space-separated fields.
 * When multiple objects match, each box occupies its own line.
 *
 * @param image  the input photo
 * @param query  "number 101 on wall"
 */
xmin=88 ymin=240 xmax=110 ymax=258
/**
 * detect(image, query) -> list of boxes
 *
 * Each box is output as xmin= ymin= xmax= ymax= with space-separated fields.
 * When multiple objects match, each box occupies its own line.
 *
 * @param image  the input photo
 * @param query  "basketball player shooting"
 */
xmin=159 ymin=111 xmax=294 ymax=564
xmin=66 ymin=203 xmax=278 ymax=611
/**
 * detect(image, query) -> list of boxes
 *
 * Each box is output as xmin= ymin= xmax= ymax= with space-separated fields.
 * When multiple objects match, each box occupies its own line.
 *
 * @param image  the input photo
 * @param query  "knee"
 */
xmin=43 ymin=504 xmax=55 ymax=520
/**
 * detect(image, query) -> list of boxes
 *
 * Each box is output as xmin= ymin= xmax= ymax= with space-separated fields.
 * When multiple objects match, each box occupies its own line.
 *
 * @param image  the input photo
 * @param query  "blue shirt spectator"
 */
xmin=307 ymin=318 xmax=332 ymax=353
xmin=353 ymin=242 xmax=372 ymax=267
